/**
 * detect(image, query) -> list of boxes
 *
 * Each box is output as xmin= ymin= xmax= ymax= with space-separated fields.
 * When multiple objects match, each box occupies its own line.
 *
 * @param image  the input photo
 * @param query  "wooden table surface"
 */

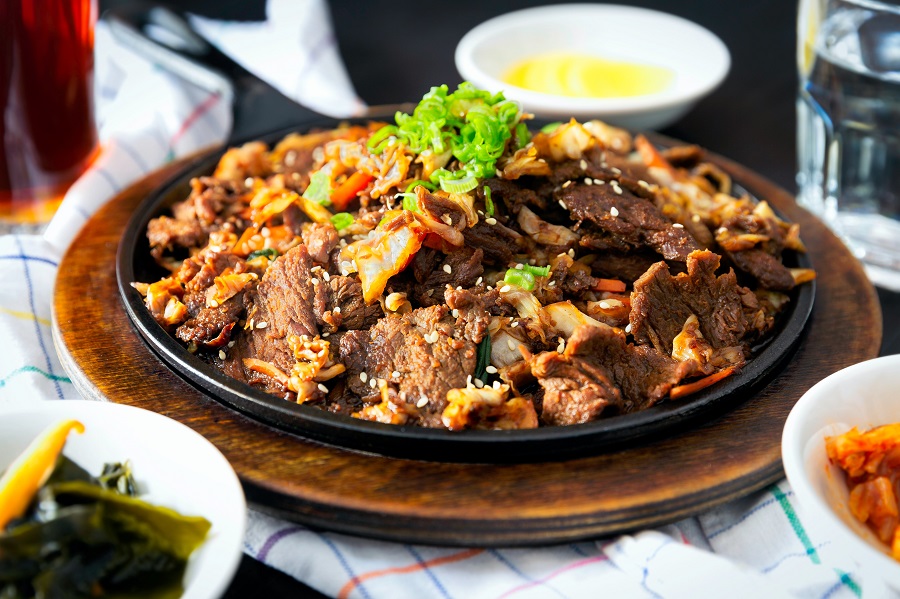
xmin=97 ymin=1 xmax=900 ymax=596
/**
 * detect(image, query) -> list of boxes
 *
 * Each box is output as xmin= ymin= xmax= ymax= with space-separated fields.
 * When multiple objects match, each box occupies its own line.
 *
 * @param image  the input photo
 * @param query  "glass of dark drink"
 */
xmin=0 ymin=0 xmax=98 ymax=233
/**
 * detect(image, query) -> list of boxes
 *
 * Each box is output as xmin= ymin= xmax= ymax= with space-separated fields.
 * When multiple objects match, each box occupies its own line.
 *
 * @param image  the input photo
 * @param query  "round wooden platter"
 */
xmin=53 ymin=151 xmax=881 ymax=547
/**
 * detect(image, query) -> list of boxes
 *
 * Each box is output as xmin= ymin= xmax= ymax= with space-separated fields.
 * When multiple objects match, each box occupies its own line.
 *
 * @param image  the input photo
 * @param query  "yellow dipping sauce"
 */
xmin=503 ymin=53 xmax=673 ymax=99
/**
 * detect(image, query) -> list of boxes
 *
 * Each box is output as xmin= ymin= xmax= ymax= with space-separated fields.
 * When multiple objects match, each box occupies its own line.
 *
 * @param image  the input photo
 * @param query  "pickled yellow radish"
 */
xmin=0 ymin=419 xmax=85 ymax=529
xmin=503 ymin=53 xmax=673 ymax=99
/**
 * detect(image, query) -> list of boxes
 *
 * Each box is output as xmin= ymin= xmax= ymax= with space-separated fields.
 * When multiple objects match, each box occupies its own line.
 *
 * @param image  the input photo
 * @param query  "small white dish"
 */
xmin=0 ymin=400 xmax=246 ymax=599
xmin=782 ymin=355 xmax=900 ymax=591
xmin=455 ymin=4 xmax=731 ymax=130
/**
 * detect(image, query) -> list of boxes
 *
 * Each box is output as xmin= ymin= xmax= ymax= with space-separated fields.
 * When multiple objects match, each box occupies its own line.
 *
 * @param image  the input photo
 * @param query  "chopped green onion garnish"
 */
xmin=399 ymin=192 xmax=421 ymax=213
xmin=440 ymin=175 xmax=478 ymax=194
xmin=515 ymin=122 xmax=532 ymax=149
xmin=540 ymin=121 xmax=563 ymax=134
xmin=366 ymin=125 xmax=398 ymax=150
xmin=330 ymin=212 xmax=354 ymax=230
xmin=247 ymin=248 xmax=279 ymax=261
xmin=302 ymin=171 xmax=332 ymax=205
xmin=392 ymin=82 xmax=523 ymax=193
xmin=405 ymin=179 xmax=436 ymax=193
xmin=504 ymin=268 xmax=536 ymax=291
xmin=483 ymin=185 xmax=494 ymax=217
xmin=523 ymin=264 xmax=550 ymax=277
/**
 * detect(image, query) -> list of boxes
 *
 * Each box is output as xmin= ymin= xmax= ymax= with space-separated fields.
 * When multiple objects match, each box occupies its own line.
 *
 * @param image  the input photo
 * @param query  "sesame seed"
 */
xmin=610 ymin=167 xmax=622 ymax=175
xmin=360 ymin=372 xmax=368 ymax=383
xmin=599 ymin=301 xmax=611 ymax=309
xmin=219 ymin=350 xmax=226 ymax=360
xmin=334 ymin=306 xmax=341 ymax=314
xmin=559 ymin=200 xmax=568 ymax=210
xmin=311 ymin=278 xmax=319 ymax=286
xmin=476 ymin=277 xmax=483 ymax=286
xmin=248 ymin=319 xmax=255 ymax=329
xmin=507 ymin=339 xmax=517 ymax=351
xmin=317 ymin=383 xmax=329 ymax=393
xmin=485 ymin=217 xmax=497 ymax=225
xmin=369 ymin=378 xmax=377 ymax=388
xmin=692 ymin=214 xmax=702 ymax=223
xmin=452 ymin=309 xmax=460 ymax=318
xmin=638 ymin=180 xmax=651 ymax=189
xmin=499 ymin=285 xmax=511 ymax=293
xmin=515 ymin=263 xmax=524 ymax=270
xmin=474 ymin=378 xmax=485 ymax=389
xmin=593 ymin=178 xmax=603 ymax=185
xmin=441 ymin=214 xmax=453 ymax=225
xmin=210 ymin=299 xmax=219 ymax=308
xmin=322 ymin=332 xmax=330 ymax=338
xmin=392 ymin=370 xmax=401 ymax=379
xmin=317 ymin=349 xmax=326 ymax=357
xmin=511 ymin=321 xmax=519 ymax=328
xmin=562 ymin=180 xmax=573 ymax=188
xmin=256 ymin=321 xmax=268 ymax=329
xmin=425 ymin=288 xmax=434 ymax=297
xmin=311 ymin=265 xmax=323 ymax=272
xmin=493 ymin=381 xmax=502 ymax=390
xmin=584 ymin=178 xmax=593 ymax=186
xmin=496 ymin=169 xmax=503 ymax=177
xmin=416 ymin=397 xmax=429 ymax=408
xmin=457 ymin=285 xmax=463 ymax=291
xmin=625 ymin=323 xmax=633 ymax=333
xmin=443 ymin=264 xmax=453 ymax=274
xmin=486 ymin=365 xmax=498 ymax=374
xmin=673 ymin=223 xmax=684 ymax=229
xmin=322 ymin=271 xmax=331 ymax=282
xmin=610 ymin=206 xmax=619 ymax=217
xmin=716 ymin=227 xmax=728 ymax=235
xmin=568 ymin=248 xmax=576 ymax=258
xmin=478 ymin=210 xmax=484 ymax=216
xmin=548 ymin=280 xmax=556 ymax=287
xmin=261 ymin=227 xmax=271 ymax=238
xmin=467 ymin=374 xmax=472 ymax=385
xmin=228 ymin=341 xmax=235 ymax=348
xmin=580 ymin=159 xmax=588 ymax=170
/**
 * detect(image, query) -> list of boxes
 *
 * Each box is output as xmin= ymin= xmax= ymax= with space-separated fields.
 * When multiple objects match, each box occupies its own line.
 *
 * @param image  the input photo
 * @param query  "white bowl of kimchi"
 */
xmin=455 ymin=4 xmax=730 ymax=130
xmin=782 ymin=355 xmax=900 ymax=591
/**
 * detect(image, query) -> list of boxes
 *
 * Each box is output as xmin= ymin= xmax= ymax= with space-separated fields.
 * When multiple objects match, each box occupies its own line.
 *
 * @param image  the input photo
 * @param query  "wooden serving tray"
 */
xmin=52 ymin=151 xmax=882 ymax=547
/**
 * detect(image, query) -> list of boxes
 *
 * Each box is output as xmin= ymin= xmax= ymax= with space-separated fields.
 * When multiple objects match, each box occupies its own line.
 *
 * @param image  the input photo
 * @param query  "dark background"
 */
xmin=98 ymin=1 xmax=900 ymax=596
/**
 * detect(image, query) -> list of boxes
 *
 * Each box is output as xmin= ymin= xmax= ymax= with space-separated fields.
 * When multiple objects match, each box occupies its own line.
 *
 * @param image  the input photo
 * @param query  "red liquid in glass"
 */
xmin=0 ymin=0 xmax=97 ymax=226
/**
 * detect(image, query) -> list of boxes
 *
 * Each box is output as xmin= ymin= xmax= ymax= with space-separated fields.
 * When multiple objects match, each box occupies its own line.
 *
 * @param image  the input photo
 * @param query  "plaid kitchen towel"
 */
xmin=0 ymin=1 xmax=885 ymax=597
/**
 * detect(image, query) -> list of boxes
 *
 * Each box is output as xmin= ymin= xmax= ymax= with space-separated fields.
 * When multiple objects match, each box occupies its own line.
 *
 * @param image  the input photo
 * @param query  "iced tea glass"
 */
xmin=0 ymin=0 xmax=98 ymax=233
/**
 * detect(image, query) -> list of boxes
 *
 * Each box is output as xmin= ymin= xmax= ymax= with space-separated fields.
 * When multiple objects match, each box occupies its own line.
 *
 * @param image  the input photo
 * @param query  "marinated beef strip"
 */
xmin=224 ymin=244 xmax=320 ymax=387
xmin=559 ymin=180 xmax=701 ymax=262
xmin=629 ymin=250 xmax=748 ymax=371
xmin=531 ymin=324 xmax=694 ymax=425
xmin=339 ymin=305 xmax=487 ymax=427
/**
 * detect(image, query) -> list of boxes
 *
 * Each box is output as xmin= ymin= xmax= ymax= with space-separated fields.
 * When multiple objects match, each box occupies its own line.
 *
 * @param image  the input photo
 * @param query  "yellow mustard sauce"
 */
xmin=503 ymin=53 xmax=674 ymax=98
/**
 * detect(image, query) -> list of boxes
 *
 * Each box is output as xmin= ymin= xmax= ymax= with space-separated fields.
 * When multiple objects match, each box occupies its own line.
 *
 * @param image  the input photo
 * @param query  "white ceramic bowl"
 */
xmin=455 ymin=4 xmax=731 ymax=130
xmin=782 ymin=355 xmax=900 ymax=591
xmin=0 ymin=400 xmax=246 ymax=599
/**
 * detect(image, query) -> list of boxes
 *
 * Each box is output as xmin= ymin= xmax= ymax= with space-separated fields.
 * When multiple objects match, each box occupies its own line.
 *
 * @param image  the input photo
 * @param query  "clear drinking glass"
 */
xmin=797 ymin=0 xmax=900 ymax=289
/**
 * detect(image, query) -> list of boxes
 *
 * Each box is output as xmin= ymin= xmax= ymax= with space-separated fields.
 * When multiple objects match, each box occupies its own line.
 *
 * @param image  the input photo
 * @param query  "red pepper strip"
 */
xmin=331 ymin=171 xmax=373 ymax=211
xmin=593 ymin=278 xmax=627 ymax=293
xmin=634 ymin=134 xmax=675 ymax=173
xmin=669 ymin=366 xmax=736 ymax=400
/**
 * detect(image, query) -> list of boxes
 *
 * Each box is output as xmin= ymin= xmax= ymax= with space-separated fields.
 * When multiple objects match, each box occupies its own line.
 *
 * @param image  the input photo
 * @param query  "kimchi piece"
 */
xmin=826 ymin=423 xmax=900 ymax=560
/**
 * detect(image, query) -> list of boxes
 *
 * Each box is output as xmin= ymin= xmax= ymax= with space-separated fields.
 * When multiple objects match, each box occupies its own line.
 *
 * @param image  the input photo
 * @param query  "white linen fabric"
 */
xmin=0 ymin=2 xmax=884 ymax=597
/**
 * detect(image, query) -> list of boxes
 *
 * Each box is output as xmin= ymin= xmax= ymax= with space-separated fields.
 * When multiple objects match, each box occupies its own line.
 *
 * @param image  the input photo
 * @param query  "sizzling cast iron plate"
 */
xmin=116 ymin=121 xmax=814 ymax=463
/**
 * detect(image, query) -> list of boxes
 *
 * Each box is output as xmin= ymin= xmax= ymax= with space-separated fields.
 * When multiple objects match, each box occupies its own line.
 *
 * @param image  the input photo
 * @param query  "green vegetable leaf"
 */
xmin=540 ymin=121 xmax=563 ymax=134
xmin=483 ymin=185 xmax=494 ymax=217
xmin=330 ymin=212 xmax=354 ymax=231
xmin=522 ymin=264 xmax=550 ymax=278
xmin=247 ymin=248 xmax=279 ymax=261
xmin=504 ymin=268 xmax=536 ymax=291
xmin=302 ymin=171 xmax=332 ymax=206
xmin=474 ymin=336 xmax=492 ymax=383
xmin=399 ymin=192 xmax=421 ymax=214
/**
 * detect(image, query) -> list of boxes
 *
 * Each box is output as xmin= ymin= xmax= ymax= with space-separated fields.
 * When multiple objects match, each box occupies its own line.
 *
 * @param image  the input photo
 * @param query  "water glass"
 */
xmin=797 ymin=0 xmax=900 ymax=289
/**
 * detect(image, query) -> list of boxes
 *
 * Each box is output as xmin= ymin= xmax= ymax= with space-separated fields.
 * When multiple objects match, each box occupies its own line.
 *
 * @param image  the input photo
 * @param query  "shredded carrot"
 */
xmin=634 ymin=134 xmax=673 ymax=172
xmin=669 ymin=366 xmax=736 ymax=400
xmin=331 ymin=171 xmax=373 ymax=211
xmin=593 ymin=278 xmax=627 ymax=293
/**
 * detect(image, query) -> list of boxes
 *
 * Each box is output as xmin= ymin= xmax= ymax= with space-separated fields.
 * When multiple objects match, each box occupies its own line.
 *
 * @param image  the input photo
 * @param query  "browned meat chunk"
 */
xmin=313 ymin=275 xmax=382 ymax=333
xmin=630 ymin=250 xmax=747 ymax=355
xmin=559 ymin=182 xmax=700 ymax=261
xmin=339 ymin=305 xmax=487 ymax=427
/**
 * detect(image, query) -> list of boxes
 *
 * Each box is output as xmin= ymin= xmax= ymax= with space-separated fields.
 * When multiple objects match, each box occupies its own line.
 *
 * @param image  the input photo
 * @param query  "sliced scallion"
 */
xmin=330 ymin=212 xmax=354 ymax=231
